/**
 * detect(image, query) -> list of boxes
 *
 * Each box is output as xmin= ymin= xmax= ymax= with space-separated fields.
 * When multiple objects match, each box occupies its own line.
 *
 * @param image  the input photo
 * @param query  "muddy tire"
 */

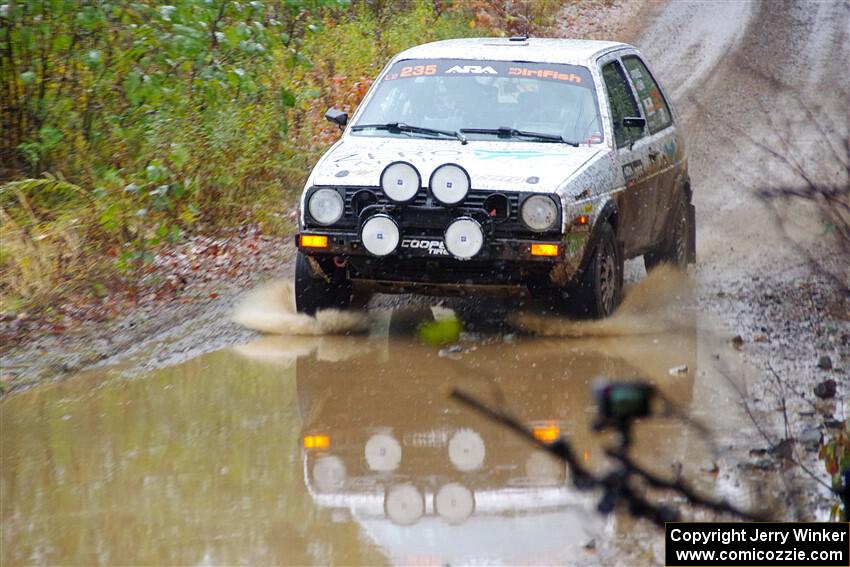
xmin=574 ymin=222 xmax=623 ymax=319
xmin=295 ymin=251 xmax=351 ymax=315
xmin=645 ymin=190 xmax=692 ymax=271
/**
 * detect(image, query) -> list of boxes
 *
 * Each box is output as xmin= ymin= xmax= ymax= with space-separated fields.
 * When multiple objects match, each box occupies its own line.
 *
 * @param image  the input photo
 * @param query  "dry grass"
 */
xmin=0 ymin=179 xmax=102 ymax=312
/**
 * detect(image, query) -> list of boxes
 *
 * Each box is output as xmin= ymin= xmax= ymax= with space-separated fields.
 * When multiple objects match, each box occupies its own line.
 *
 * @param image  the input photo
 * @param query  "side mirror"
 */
xmin=622 ymin=116 xmax=646 ymax=129
xmin=325 ymin=108 xmax=348 ymax=128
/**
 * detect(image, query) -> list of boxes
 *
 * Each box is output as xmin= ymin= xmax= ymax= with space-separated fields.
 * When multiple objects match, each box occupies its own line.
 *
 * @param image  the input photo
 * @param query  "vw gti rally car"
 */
xmin=296 ymin=37 xmax=695 ymax=318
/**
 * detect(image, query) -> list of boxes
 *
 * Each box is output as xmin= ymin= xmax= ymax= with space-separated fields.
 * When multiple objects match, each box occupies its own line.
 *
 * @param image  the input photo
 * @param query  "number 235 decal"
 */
xmin=385 ymin=65 xmax=437 ymax=80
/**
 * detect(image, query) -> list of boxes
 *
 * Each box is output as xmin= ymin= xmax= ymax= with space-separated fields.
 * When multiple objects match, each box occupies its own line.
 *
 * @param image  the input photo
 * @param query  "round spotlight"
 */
xmin=448 ymin=428 xmax=485 ymax=471
xmin=444 ymin=217 xmax=484 ymax=260
xmin=385 ymin=484 xmax=424 ymax=525
xmin=365 ymin=433 xmax=402 ymax=472
xmin=380 ymin=161 xmax=420 ymax=203
xmin=435 ymin=483 xmax=474 ymax=524
xmin=429 ymin=163 xmax=470 ymax=206
xmin=360 ymin=214 xmax=400 ymax=257
xmin=307 ymin=188 xmax=344 ymax=226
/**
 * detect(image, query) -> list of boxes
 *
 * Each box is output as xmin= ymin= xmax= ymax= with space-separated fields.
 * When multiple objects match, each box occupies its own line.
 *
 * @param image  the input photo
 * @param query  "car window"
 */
xmin=601 ymin=60 xmax=644 ymax=148
xmin=622 ymin=56 xmax=672 ymax=134
xmin=353 ymin=59 xmax=604 ymax=145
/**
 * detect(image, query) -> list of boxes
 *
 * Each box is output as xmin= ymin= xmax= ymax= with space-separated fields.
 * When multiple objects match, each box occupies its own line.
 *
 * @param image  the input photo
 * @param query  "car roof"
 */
xmin=392 ymin=37 xmax=632 ymax=67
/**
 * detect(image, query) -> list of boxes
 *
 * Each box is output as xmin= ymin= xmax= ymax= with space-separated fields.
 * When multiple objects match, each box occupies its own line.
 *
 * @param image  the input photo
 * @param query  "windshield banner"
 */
xmin=382 ymin=59 xmax=593 ymax=88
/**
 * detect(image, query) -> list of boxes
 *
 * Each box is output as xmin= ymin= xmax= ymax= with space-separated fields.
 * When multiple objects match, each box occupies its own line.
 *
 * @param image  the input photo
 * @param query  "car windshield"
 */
xmin=353 ymin=59 xmax=604 ymax=145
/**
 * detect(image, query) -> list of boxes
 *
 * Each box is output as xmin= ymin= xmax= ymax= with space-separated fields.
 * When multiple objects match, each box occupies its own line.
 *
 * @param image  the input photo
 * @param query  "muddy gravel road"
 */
xmin=2 ymin=1 xmax=848 ymax=565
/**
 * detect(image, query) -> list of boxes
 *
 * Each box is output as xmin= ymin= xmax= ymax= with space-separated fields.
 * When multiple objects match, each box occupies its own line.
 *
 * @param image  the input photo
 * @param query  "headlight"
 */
xmin=308 ymin=188 xmax=344 ymax=226
xmin=521 ymin=195 xmax=559 ymax=232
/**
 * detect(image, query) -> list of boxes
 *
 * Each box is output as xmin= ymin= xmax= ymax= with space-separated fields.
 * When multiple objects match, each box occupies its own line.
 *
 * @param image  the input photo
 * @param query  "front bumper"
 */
xmin=295 ymin=230 xmax=564 ymax=263
xmin=296 ymin=229 xmax=589 ymax=290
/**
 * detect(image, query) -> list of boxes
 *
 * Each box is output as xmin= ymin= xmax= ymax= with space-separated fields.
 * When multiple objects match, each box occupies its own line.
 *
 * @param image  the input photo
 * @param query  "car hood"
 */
xmin=309 ymin=136 xmax=603 ymax=192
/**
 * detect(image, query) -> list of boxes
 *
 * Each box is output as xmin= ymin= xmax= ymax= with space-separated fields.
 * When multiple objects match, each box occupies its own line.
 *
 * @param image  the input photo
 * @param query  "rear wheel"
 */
xmin=645 ymin=190 xmax=691 ymax=271
xmin=575 ymin=222 xmax=623 ymax=318
xmin=294 ymin=251 xmax=351 ymax=315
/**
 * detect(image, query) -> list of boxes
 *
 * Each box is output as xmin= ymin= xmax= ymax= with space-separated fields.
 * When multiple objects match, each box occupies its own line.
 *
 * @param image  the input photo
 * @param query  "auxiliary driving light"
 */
xmin=365 ymin=433 xmax=402 ymax=472
xmin=430 ymin=163 xmax=470 ymax=205
xmin=435 ymin=483 xmax=474 ymax=524
xmin=380 ymin=161 xmax=420 ymax=203
xmin=386 ymin=484 xmax=424 ymax=526
xmin=361 ymin=214 xmax=400 ymax=256
xmin=448 ymin=428 xmax=486 ymax=471
xmin=444 ymin=217 xmax=484 ymax=260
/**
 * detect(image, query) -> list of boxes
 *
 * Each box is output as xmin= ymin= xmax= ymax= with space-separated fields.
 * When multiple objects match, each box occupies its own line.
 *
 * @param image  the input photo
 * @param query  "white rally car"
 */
xmin=295 ymin=37 xmax=694 ymax=317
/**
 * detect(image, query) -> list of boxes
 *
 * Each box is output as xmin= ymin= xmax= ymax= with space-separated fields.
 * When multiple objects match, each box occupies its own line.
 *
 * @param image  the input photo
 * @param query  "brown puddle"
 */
xmin=1 ymin=302 xmax=761 ymax=565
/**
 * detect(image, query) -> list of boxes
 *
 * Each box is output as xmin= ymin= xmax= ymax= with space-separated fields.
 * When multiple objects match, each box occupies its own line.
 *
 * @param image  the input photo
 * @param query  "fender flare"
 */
xmin=576 ymin=199 xmax=620 ymax=278
xmin=657 ymin=175 xmax=696 ymax=263
xmin=658 ymin=174 xmax=692 ymax=235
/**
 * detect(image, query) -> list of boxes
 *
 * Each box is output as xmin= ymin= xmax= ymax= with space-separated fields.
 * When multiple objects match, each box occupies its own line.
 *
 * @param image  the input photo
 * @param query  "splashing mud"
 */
xmin=232 ymin=279 xmax=369 ymax=335
xmin=514 ymin=265 xmax=693 ymax=337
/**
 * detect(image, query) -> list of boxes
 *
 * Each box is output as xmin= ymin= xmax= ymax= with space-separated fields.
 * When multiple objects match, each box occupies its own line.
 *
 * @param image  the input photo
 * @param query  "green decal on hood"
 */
xmin=473 ymin=149 xmax=567 ymax=160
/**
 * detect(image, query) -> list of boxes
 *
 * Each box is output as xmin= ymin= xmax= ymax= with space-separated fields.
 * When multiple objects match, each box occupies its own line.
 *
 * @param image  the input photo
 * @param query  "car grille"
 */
xmin=304 ymin=186 xmax=555 ymax=237
xmin=342 ymin=187 xmax=520 ymax=220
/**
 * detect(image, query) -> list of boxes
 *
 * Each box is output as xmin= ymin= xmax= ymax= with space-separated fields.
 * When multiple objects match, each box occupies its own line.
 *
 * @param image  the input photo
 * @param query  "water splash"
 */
xmin=232 ymin=279 xmax=369 ymax=335
xmin=512 ymin=265 xmax=693 ymax=337
xmin=232 ymin=334 xmax=371 ymax=364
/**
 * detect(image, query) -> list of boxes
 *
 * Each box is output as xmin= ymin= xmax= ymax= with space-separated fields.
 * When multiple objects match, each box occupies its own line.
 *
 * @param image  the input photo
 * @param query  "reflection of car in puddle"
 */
xmin=272 ymin=307 xmax=699 ymax=563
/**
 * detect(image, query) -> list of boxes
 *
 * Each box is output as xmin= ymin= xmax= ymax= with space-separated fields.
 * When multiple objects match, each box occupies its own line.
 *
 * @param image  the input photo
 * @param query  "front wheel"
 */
xmin=575 ymin=222 xmax=623 ymax=318
xmin=294 ymin=251 xmax=352 ymax=315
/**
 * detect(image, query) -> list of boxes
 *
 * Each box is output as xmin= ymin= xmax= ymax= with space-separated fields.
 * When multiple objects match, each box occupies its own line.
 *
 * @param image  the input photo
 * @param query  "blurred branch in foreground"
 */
xmin=451 ymin=385 xmax=769 ymax=527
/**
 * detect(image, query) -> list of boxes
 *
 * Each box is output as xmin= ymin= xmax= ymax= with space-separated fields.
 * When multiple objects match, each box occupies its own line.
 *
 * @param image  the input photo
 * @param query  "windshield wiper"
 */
xmin=352 ymin=122 xmax=467 ymax=144
xmin=460 ymin=126 xmax=579 ymax=147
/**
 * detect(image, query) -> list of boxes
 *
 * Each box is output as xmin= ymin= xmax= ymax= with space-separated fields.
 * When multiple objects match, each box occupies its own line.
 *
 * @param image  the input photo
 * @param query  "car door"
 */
xmin=599 ymin=57 xmax=655 ymax=256
xmin=620 ymin=54 xmax=684 ymax=244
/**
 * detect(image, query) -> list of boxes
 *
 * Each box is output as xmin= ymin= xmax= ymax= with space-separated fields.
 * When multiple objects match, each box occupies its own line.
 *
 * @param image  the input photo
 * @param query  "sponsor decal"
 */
xmin=401 ymin=239 xmax=450 ymax=256
xmin=622 ymin=159 xmax=645 ymax=187
xmin=508 ymin=66 xmax=583 ymax=83
xmin=445 ymin=65 xmax=498 ymax=75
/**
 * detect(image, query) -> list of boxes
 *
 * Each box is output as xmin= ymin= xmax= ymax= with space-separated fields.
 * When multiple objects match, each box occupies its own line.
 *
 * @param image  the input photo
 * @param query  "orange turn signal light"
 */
xmin=303 ymin=434 xmax=330 ymax=449
xmin=532 ymin=425 xmax=561 ymax=444
xmin=575 ymin=215 xmax=590 ymax=226
xmin=531 ymin=243 xmax=559 ymax=257
xmin=300 ymin=234 xmax=329 ymax=249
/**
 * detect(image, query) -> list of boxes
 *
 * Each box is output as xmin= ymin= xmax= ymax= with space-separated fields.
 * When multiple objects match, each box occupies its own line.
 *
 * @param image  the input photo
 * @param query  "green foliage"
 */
xmin=0 ymin=0 xmax=537 ymax=311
